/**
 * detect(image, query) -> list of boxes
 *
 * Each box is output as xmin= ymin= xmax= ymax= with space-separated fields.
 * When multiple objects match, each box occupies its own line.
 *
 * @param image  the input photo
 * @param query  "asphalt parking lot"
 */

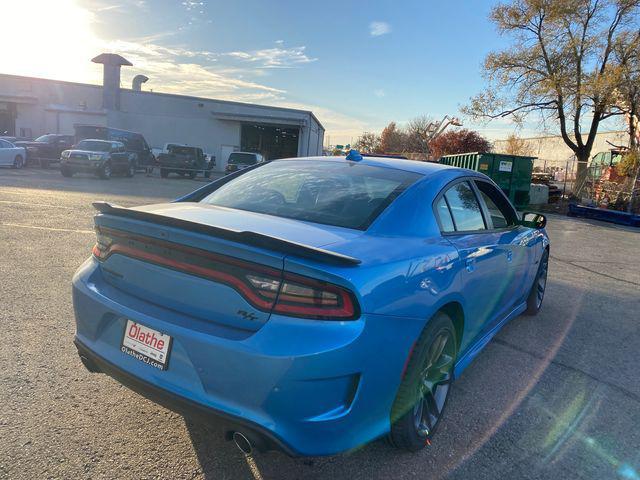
xmin=1 ymin=167 xmax=639 ymax=480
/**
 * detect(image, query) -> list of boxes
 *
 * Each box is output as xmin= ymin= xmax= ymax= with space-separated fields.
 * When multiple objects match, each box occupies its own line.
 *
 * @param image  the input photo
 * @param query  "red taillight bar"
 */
xmin=92 ymin=227 xmax=359 ymax=320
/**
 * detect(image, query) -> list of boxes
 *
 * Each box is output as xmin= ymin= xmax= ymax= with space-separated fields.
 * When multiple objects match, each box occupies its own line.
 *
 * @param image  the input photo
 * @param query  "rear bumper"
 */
xmin=72 ymin=258 xmax=426 ymax=456
xmin=62 ymin=160 xmax=130 ymax=173
xmin=63 ymin=162 xmax=100 ymax=173
xmin=74 ymin=337 xmax=296 ymax=455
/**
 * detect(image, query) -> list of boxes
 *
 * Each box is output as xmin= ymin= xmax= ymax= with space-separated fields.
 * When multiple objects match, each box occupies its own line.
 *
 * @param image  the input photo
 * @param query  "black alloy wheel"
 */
xmin=389 ymin=312 xmax=457 ymax=451
xmin=525 ymin=249 xmax=549 ymax=315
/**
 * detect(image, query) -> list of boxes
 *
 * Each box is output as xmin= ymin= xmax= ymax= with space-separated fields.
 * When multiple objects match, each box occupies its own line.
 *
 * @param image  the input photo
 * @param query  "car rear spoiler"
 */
xmin=92 ymin=202 xmax=361 ymax=266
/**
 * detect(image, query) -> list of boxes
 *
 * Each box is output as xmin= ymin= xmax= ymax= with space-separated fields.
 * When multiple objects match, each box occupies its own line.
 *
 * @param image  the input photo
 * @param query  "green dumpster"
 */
xmin=439 ymin=152 xmax=536 ymax=209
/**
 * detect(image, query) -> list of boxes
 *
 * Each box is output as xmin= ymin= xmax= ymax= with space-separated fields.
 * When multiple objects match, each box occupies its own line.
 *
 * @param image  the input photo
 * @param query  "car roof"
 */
xmin=79 ymin=138 xmax=111 ymax=143
xmin=276 ymin=155 xmax=466 ymax=176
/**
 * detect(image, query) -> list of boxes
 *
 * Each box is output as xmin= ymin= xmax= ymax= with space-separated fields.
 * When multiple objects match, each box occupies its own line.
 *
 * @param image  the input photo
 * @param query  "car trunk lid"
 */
xmin=91 ymin=202 xmax=361 ymax=333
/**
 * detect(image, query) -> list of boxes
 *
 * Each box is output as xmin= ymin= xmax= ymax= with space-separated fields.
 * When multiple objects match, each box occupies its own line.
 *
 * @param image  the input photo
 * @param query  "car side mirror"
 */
xmin=520 ymin=212 xmax=547 ymax=229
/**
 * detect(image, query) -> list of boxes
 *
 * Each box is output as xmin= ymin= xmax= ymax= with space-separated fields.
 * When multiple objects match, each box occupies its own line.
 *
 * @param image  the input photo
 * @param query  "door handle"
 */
xmin=465 ymin=258 xmax=475 ymax=272
xmin=506 ymin=251 xmax=513 ymax=263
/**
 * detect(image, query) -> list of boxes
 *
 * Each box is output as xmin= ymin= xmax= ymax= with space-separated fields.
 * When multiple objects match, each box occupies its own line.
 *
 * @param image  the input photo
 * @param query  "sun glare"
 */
xmin=1 ymin=0 xmax=102 ymax=83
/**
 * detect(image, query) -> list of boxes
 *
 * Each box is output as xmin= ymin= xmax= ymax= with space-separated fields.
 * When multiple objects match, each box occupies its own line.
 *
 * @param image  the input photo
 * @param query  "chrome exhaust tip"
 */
xmin=232 ymin=431 xmax=253 ymax=456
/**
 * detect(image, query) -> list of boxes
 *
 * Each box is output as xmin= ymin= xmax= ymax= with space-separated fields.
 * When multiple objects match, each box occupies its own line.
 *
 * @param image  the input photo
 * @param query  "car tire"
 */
xmin=524 ymin=248 xmax=549 ymax=315
xmin=98 ymin=162 xmax=112 ymax=180
xmin=13 ymin=155 xmax=24 ymax=169
xmin=389 ymin=311 xmax=457 ymax=452
xmin=160 ymin=168 xmax=169 ymax=178
xmin=188 ymin=170 xmax=197 ymax=179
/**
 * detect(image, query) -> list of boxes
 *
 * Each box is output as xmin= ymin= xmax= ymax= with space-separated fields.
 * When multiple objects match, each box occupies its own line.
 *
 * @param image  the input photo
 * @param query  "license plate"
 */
xmin=121 ymin=320 xmax=172 ymax=371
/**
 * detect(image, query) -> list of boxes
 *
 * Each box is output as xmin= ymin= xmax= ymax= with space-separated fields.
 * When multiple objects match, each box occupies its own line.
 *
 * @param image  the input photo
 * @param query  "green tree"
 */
xmin=463 ymin=0 xmax=640 ymax=180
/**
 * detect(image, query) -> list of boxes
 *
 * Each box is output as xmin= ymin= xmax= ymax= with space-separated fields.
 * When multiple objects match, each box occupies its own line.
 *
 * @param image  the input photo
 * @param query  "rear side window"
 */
xmin=475 ymin=181 xmax=517 ymax=229
xmin=201 ymin=160 xmax=422 ymax=230
xmin=435 ymin=197 xmax=455 ymax=232
xmin=442 ymin=181 xmax=486 ymax=232
xmin=228 ymin=153 xmax=257 ymax=165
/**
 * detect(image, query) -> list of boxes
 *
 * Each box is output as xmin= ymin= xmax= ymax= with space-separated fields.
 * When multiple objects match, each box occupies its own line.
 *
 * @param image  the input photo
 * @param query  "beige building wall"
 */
xmin=493 ymin=130 xmax=629 ymax=170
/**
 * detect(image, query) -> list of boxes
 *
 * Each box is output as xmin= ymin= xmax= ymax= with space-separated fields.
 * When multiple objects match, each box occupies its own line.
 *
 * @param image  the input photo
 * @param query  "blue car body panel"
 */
xmin=72 ymin=156 xmax=549 ymax=456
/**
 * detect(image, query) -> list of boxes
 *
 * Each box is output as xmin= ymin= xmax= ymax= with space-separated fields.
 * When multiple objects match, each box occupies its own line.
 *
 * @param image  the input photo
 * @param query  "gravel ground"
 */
xmin=1 ymin=167 xmax=639 ymax=480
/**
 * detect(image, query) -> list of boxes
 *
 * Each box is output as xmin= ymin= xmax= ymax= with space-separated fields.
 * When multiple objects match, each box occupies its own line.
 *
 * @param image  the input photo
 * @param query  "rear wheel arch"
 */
xmin=438 ymin=302 xmax=464 ymax=352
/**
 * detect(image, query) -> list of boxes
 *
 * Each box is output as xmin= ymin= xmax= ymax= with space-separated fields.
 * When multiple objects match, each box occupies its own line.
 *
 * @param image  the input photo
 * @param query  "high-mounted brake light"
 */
xmin=92 ymin=227 xmax=359 ymax=320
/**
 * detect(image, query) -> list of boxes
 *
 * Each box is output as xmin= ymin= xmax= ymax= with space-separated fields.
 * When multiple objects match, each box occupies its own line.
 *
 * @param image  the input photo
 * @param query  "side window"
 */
xmin=475 ymin=181 xmax=516 ymax=229
xmin=435 ymin=197 xmax=455 ymax=232
xmin=443 ymin=181 xmax=486 ymax=232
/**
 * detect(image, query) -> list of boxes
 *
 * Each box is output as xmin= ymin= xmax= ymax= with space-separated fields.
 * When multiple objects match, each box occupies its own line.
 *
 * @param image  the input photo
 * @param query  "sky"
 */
xmin=0 ymin=0 xmax=591 ymax=145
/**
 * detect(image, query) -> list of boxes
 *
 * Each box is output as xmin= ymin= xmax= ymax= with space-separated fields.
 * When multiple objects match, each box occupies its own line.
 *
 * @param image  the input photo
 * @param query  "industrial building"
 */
xmin=0 ymin=53 xmax=324 ymax=171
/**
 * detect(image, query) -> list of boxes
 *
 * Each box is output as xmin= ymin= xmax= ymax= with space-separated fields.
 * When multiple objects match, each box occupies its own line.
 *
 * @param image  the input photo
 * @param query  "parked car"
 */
xmin=157 ymin=144 xmax=213 ymax=179
xmin=224 ymin=151 xmax=265 ymax=174
xmin=0 ymin=139 xmax=26 ymax=168
xmin=72 ymin=154 xmax=549 ymax=456
xmin=74 ymin=125 xmax=155 ymax=171
xmin=14 ymin=134 xmax=74 ymax=168
xmin=60 ymin=139 xmax=136 ymax=179
xmin=0 ymin=135 xmax=33 ymax=143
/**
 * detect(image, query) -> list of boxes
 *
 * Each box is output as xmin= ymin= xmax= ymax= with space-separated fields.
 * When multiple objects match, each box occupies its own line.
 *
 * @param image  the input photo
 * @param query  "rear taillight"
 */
xmin=244 ymin=272 xmax=357 ymax=320
xmin=92 ymin=227 xmax=359 ymax=320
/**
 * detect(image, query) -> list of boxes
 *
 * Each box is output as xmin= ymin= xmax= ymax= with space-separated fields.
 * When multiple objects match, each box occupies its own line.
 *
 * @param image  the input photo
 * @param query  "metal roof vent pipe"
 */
xmin=132 ymin=74 xmax=149 ymax=92
xmin=91 ymin=53 xmax=133 ymax=111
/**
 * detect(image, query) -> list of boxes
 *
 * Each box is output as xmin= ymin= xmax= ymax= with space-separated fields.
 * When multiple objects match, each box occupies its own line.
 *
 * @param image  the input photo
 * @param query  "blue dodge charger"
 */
xmin=72 ymin=154 xmax=549 ymax=456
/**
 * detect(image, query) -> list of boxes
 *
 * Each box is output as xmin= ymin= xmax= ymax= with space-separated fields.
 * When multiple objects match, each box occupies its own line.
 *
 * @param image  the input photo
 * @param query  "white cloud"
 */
xmin=369 ymin=21 xmax=391 ymax=37
xmin=181 ymin=0 xmax=204 ymax=11
xmin=374 ymin=89 xmax=385 ymax=98
xmin=225 ymin=46 xmax=317 ymax=69
xmin=106 ymin=40 xmax=286 ymax=101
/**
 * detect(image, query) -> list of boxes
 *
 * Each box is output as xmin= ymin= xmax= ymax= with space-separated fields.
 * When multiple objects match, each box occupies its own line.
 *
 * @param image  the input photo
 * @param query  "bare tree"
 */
xmin=405 ymin=116 xmax=433 ymax=159
xmin=612 ymin=30 xmax=640 ymax=149
xmin=463 ymin=0 xmax=640 ymax=180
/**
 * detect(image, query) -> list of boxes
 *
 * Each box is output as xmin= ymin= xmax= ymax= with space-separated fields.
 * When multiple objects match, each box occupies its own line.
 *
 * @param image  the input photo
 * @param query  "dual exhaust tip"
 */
xmin=232 ymin=431 xmax=253 ymax=456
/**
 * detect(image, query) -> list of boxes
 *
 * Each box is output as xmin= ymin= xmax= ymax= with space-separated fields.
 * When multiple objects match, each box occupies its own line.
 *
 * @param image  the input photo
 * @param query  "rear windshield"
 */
xmin=228 ymin=153 xmax=257 ymax=165
xmin=200 ymin=160 xmax=421 ymax=229
xmin=35 ymin=134 xmax=58 ymax=143
xmin=76 ymin=140 xmax=111 ymax=152
xmin=167 ymin=145 xmax=195 ymax=155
